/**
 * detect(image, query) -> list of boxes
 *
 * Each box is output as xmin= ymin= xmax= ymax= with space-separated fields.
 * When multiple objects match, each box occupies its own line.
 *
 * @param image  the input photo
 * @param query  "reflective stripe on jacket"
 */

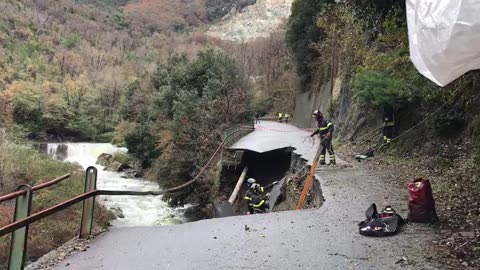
xmin=312 ymin=120 xmax=334 ymax=137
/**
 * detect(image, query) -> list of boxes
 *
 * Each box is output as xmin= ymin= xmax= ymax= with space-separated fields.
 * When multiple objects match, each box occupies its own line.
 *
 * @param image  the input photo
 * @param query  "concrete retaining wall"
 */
xmin=293 ymin=78 xmax=342 ymax=128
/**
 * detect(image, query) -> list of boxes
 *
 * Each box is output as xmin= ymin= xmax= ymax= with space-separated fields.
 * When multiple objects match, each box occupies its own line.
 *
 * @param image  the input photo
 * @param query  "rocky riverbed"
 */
xmin=96 ymin=152 xmax=144 ymax=178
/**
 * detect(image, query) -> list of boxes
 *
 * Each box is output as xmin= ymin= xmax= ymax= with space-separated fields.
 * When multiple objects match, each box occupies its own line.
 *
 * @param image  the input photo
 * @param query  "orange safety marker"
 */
xmin=296 ymin=142 xmax=322 ymax=210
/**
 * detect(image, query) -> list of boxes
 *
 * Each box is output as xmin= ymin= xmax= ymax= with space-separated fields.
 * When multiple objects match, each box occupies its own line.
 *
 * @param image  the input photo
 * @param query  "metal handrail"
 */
xmin=0 ymin=173 xmax=175 ymax=238
xmin=0 ymin=170 xmax=95 ymax=270
xmin=223 ymin=122 xmax=255 ymax=147
xmin=0 ymin=190 xmax=98 ymax=237
xmin=0 ymin=174 xmax=71 ymax=203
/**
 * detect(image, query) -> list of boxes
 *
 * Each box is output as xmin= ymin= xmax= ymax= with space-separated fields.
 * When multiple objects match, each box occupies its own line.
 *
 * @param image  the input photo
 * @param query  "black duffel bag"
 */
xmin=358 ymin=203 xmax=405 ymax=237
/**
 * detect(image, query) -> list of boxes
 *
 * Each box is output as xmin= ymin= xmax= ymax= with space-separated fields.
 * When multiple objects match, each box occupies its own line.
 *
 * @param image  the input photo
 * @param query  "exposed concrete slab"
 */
xmin=229 ymin=121 xmax=321 ymax=164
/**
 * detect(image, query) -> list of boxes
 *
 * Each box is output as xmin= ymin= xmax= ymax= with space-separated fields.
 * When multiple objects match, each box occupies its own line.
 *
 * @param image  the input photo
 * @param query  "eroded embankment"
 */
xmin=220 ymin=147 xmax=322 ymax=215
xmin=274 ymin=150 xmax=323 ymax=211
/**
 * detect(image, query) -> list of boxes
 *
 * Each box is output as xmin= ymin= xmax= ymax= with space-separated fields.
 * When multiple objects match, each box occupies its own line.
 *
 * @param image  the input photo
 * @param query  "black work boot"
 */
xmin=330 ymin=160 xmax=336 ymax=165
xmin=320 ymin=161 xmax=326 ymax=165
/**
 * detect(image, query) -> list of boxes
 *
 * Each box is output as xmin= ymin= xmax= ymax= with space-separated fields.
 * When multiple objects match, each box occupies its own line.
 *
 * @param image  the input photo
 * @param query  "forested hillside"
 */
xmin=287 ymin=0 xmax=480 ymax=266
xmin=0 ymin=0 xmax=295 ymax=206
xmin=0 ymin=0 xmax=207 ymax=141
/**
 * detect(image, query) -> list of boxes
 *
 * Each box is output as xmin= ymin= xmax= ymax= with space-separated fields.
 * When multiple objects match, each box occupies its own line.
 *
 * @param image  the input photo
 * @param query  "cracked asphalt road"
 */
xmin=51 ymin=122 xmax=440 ymax=270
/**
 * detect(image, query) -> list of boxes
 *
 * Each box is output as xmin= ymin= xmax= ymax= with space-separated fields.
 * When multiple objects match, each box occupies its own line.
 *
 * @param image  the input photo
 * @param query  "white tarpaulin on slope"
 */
xmin=406 ymin=0 xmax=480 ymax=86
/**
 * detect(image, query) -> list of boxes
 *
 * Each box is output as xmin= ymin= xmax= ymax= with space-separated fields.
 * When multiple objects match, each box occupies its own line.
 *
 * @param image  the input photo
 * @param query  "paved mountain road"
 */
xmin=51 ymin=122 xmax=439 ymax=270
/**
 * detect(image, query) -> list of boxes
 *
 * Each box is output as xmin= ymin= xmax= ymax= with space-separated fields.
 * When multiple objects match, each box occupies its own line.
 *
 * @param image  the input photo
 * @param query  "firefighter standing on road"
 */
xmin=310 ymin=110 xmax=336 ymax=165
xmin=278 ymin=112 xmax=283 ymax=122
xmin=383 ymin=106 xmax=395 ymax=144
xmin=284 ymin=113 xmax=290 ymax=123
xmin=255 ymin=112 xmax=260 ymax=124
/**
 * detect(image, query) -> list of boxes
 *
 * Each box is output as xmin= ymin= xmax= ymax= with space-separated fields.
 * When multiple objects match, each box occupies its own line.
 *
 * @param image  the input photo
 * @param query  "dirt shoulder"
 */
xmin=343 ymin=140 xmax=480 ymax=269
xmin=314 ymin=158 xmax=442 ymax=269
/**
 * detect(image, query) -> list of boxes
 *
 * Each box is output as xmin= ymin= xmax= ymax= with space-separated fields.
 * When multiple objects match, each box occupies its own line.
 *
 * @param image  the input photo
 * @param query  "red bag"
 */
xmin=408 ymin=178 xmax=438 ymax=223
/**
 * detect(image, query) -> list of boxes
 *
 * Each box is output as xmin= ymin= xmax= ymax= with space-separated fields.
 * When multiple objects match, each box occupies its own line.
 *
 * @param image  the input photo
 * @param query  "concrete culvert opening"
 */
xmin=242 ymin=148 xmax=292 ymax=188
xmin=217 ymin=147 xmax=323 ymax=216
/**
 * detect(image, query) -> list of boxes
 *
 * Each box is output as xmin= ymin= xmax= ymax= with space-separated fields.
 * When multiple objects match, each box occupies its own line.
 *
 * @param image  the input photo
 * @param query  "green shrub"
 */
xmin=250 ymin=91 xmax=272 ymax=115
xmin=95 ymin=132 xmax=114 ymax=143
xmin=351 ymin=70 xmax=406 ymax=107
xmin=66 ymin=115 xmax=99 ymax=140
xmin=0 ymin=23 xmax=7 ymax=33
xmin=112 ymin=152 xmax=134 ymax=166
xmin=62 ymin=33 xmax=80 ymax=49
xmin=124 ymin=122 xmax=159 ymax=165
xmin=143 ymin=48 xmax=251 ymax=207
xmin=113 ymin=13 xmax=130 ymax=30
xmin=111 ymin=121 xmax=136 ymax=146
xmin=10 ymin=83 xmax=45 ymax=136
xmin=433 ymin=105 xmax=467 ymax=138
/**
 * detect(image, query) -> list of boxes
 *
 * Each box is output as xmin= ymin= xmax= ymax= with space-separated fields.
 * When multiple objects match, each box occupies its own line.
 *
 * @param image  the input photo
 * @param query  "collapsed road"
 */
xmin=46 ymin=122 xmax=439 ymax=270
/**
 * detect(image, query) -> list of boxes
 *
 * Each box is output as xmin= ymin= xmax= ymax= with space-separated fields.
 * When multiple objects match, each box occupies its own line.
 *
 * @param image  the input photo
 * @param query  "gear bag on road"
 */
xmin=359 ymin=203 xmax=405 ymax=237
xmin=408 ymin=178 xmax=438 ymax=223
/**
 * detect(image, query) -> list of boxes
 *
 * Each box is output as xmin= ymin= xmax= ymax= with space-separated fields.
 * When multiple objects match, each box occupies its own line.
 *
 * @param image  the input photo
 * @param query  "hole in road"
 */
xmin=216 ymin=147 xmax=323 ymax=216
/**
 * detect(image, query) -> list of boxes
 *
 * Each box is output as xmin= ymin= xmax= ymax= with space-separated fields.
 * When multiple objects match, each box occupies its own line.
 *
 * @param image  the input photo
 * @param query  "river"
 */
xmin=38 ymin=143 xmax=185 ymax=227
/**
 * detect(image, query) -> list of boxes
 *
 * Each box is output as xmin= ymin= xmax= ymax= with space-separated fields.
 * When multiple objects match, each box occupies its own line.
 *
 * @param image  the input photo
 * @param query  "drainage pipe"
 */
xmin=228 ymin=166 xmax=248 ymax=204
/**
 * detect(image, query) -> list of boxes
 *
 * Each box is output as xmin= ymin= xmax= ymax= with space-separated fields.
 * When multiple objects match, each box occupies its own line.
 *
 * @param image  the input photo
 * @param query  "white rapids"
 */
xmin=44 ymin=143 xmax=185 ymax=227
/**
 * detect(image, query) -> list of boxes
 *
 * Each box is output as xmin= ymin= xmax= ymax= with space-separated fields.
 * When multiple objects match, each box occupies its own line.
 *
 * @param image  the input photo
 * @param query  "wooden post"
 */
xmin=228 ymin=166 xmax=248 ymax=204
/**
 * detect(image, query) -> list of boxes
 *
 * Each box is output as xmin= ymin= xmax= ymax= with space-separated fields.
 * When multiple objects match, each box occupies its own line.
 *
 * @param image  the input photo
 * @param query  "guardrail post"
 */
xmin=80 ymin=166 xmax=97 ymax=238
xmin=8 ymin=185 xmax=33 ymax=270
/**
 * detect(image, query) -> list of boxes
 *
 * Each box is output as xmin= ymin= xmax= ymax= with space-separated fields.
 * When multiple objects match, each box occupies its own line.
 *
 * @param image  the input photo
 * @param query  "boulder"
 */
xmin=133 ymin=161 xmax=144 ymax=177
xmin=96 ymin=153 xmax=112 ymax=166
xmin=123 ymin=169 xmax=137 ymax=179
xmin=110 ymin=206 xmax=124 ymax=219
xmin=106 ymin=161 xmax=123 ymax=172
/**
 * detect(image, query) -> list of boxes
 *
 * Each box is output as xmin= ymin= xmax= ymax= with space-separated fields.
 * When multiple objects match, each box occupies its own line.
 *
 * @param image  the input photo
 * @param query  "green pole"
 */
xmin=8 ymin=185 xmax=33 ymax=270
xmin=79 ymin=166 xmax=97 ymax=238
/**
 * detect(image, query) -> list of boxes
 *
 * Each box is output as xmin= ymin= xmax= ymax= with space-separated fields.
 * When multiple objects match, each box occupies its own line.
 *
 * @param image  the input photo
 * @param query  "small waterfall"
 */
xmin=42 ymin=143 xmax=185 ymax=227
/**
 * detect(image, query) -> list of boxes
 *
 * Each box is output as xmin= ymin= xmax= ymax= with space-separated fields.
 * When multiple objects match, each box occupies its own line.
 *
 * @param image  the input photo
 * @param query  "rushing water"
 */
xmin=38 ymin=143 xmax=185 ymax=227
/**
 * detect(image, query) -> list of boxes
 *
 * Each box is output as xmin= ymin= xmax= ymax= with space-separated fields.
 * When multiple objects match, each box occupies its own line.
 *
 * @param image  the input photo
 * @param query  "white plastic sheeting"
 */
xmin=406 ymin=0 xmax=480 ymax=86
